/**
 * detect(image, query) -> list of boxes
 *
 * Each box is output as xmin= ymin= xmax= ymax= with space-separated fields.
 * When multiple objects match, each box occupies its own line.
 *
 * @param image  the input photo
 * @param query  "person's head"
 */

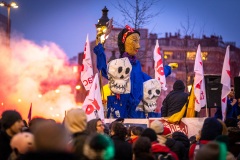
xmin=200 ymin=117 xmax=223 ymax=140
xmin=228 ymin=86 xmax=235 ymax=98
xmin=110 ymin=122 xmax=127 ymax=140
xmin=87 ymin=118 xmax=105 ymax=134
xmin=64 ymin=108 xmax=87 ymax=134
xmin=195 ymin=141 xmax=228 ymax=160
xmin=131 ymin=126 xmax=144 ymax=137
xmin=83 ymin=133 xmax=115 ymax=160
xmin=150 ymin=120 xmax=164 ymax=135
xmin=10 ymin=132 xmax=35 ymax=155
xmin=118 ymin=25 xmax=140 ymax=57
xmin=173 ymin=80 xmax=185 ymax=91
xmin=1 ymin=110 xmax=24 ymax=136
xmin=133 ymin=137 xmax=154 ymax=160
xmin=141 ymin=128 xmax=157 ymax=142
xmin=32 ymin=121 xmax=72 ymax=152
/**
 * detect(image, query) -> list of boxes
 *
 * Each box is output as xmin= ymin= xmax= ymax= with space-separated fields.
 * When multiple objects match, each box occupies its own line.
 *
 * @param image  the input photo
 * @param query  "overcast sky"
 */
xmin=1 ymin=0 xmax=239 ymax=58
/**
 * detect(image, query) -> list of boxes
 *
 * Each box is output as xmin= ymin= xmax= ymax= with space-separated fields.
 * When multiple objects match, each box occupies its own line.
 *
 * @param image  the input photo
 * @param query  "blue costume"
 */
xmin=94 ymin=26 xmax=171 ymax=118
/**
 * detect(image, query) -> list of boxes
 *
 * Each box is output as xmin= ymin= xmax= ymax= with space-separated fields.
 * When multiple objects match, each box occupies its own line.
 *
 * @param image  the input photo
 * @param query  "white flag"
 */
xmin=221 ymin=45 xmax=231 ymax=121
xmin=153 ymin=40 xmax=167 ymax=90
xmin=82 ymin=73 xmax=105 ymax=121
xmin=194 ymin=44 xmax=206 ymax=112
xmin=81 ymin=34 xmax=94 ymax=91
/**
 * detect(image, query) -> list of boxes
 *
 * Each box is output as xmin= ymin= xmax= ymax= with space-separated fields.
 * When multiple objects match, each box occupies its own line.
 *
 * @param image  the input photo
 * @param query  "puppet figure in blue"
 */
xmin=94 ymin=25 xmax=171 ymax=118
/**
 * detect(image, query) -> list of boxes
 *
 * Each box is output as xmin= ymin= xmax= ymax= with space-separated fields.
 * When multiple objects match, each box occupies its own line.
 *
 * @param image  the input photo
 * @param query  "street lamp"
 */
xmin=0 ymin=1 xmax=18 ymax=45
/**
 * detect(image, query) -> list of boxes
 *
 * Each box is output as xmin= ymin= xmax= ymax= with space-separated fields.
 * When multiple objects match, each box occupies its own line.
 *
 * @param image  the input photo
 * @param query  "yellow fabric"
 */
xmin=186 ymin=85 xmax=196 ymax=117
xmin=102 ymin=84 xmax=111 ymax=101
xmin=167 ymin=104 xmax=187 ymax=123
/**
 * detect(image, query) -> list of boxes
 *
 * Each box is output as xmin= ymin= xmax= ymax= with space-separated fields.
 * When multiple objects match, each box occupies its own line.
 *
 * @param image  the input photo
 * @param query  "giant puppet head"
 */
xmin=143 ymin=79 xmax=161 ymax=112
xmin=118 ymin=25 xmax=140 ymax=57
xmin=107 ymin=58 xmax=132 ymax=94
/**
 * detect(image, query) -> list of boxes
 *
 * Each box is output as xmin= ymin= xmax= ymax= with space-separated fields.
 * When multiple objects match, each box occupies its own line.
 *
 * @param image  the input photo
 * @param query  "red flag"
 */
xmin=194 ymin=44 xmax=206 ymax=112
xmin=221 ymin=46 xmax=231 ymax=121
xmin=28 ymin=103 xmax=32 ymax=122
xmin=81 ymin=34 xmax=94 ymax=91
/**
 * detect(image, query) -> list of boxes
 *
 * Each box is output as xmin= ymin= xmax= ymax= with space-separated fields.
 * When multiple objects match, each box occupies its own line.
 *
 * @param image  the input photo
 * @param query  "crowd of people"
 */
xmin=0 ymin=108 xmax=240 ymax=160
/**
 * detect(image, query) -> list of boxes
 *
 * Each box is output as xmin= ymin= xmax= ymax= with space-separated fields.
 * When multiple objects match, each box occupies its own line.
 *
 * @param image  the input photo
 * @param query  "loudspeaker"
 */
xmin=234 ymin=77 xmax=240 ymax=99
xmin=204 ymin=75 xmax=222 ymax=108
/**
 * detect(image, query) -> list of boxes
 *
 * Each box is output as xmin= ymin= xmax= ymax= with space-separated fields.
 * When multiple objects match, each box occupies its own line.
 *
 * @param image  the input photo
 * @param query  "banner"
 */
xmin=194 ymin=44 xmax=206 ymax=112
xmin=82 ymin=73 xmax=105 ymax=121
xmin=81 ymin=34 xmax=94 ymax=91
xmin=221 ymin=45 xmax=231 ymax=121
xmin=154 ymin=40 xmax=167 ymax=90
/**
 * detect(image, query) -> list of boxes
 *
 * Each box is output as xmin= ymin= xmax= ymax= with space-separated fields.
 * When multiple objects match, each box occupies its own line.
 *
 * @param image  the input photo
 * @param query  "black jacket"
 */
xmin=161 ymin=80 xmax=188 ymax=117
xmin=0 ymin=131 xmax=12 ymax=160
xmin=111 ymin=135 xmax=132 ymax=160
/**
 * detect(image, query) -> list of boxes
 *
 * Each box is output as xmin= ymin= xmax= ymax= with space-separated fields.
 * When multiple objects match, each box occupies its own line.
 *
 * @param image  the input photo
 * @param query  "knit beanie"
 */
xmin=83 ymin=133 xmax=115 ymax=160
xmin=141 ymin=128 xmax=157 ymax=142
xmin=10 ymin=132 xmax=35 ymax=154
xmin=64 ymin=108 xmax=87 ymax=133
xmin=118 ymin=25 xmax=140 ymax=57
xmin=173 ymin=80 xmax=185 ymax=91
xmin=200 ymin=117 xmax=223 ymax=140
xmin=150 ymin=120 xmax=164 ymax=134
xmin=1 ymin=110 xmax=22 ymax=129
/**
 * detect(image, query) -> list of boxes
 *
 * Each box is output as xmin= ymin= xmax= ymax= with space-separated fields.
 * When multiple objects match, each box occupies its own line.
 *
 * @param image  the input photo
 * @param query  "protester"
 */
xmin=161 ymin=80 xmax=188 ymax=117
xmin=110 ymin=122 xmax=132 ymax=160
xmin=141 ymin=128 xmax=179 ymax=160
xmin=127 ymin=126 xmax=144 ymax=144
xmin=83 ymin=133 xmax=115 ymax=160
xmin=64 ymin=108 xmax=88 ymax=160
xmin=132 ymin=137 xmax=155 ymax=160
xmin=0 ymin=110 xmax=24 ymax=160
xmin=86 ymin=118 xmax=105 ymax=134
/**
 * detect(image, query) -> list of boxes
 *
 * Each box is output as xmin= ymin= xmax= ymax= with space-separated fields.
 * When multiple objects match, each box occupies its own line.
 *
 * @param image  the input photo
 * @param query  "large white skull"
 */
xmin=143 ymin=79 xmax=161 ymax=112
xmin=107 ymin=58 xmax=132 ymax=94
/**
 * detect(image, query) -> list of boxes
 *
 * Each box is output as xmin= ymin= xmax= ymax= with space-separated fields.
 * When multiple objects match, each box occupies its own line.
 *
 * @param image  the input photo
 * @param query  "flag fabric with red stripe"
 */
xmin=221 ymin=45 xmax=231 ymax=121
xmin=82 ymin=73 xmax=105 ymax=121
xmin=194 ymin=44 xmax=206 ymax=112
xmin=81 ymin=34 xmax=94 ymax=91
xmin=153 ymin=40 xmax=167 ymax=90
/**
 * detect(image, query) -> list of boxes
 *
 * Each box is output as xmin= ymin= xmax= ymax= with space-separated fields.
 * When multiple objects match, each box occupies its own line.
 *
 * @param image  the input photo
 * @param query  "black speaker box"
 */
xmin=204 ymin=75 xmax=222 ymax=108
xmin=234 ymin=77 xmax=240 ymax=99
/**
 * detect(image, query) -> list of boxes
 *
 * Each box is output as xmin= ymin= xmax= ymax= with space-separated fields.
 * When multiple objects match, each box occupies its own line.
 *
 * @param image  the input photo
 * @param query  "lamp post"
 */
xmin=95 ymin=6 xmax=110 ymax=45
xmin=0 ymin=1 xmax=18 ymax=46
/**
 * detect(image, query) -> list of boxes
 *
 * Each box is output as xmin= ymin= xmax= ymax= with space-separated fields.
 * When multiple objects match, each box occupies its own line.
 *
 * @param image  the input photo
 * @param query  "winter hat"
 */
xmin=141 ymin=128 xmax=157 ymax=142
xmin=173 ymin=80 xmax=185 ymax=91
xmin=150 ymin=120 xmax=164 ymax=134
xmin=118 ymin=25 xmax=140 ymax=57
xmin=83 ymin=133 xmax=115 ymax=160
xmin=162 ymin=127 xmax=171 ymax=137
xmin=1 ymin=110 xmax=22 ymax=129
xmin=64 ymin=108 xmax=87 ymax=133
xmin=200 ymin=117 xmax=223 ymax=140
xmin=10 ymin=132 xmax=35 ymax=154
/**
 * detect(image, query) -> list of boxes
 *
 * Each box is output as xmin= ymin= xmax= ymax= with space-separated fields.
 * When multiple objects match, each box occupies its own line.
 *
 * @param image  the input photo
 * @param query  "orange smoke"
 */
xmin=0 ymin=31 xmax=78 ymax=122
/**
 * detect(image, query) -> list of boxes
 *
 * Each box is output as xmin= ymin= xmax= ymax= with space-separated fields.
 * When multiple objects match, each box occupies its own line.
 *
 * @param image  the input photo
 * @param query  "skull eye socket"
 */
xmin=148 ymin=90 xmax=152 ymax=95
xmin=118 ymin=67 xmax=123 ymax=73
xmin=125 ymin=67 xmax=130 ymax=74
xmin=156 ymin=90 xmax=160 ymax=94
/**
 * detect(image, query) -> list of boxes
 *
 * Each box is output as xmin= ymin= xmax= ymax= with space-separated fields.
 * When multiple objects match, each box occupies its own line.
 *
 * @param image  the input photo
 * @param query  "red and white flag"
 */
xmin=154 ymin=40 xmax=167 ymax=90
xmin=82 ymin=73 xmax=105 ymax=121
xmin=221 ymin=45 xmax=231 ymax=121
xmin=81 ymin=34 xmax=94 ymax=91
xmin=194 ymin=44 xmax=206 ymax=112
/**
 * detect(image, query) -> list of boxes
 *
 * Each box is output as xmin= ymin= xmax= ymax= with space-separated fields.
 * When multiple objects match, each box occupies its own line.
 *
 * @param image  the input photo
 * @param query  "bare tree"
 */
xmin=112 ymin=0 xmax=162 ymax=29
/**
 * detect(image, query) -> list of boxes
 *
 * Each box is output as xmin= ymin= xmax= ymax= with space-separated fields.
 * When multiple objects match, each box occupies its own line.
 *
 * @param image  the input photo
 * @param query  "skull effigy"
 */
xmin=143 ymin=79 xmax=161 ymax=112
xmin=107 ymin=57 xmax=132 ymax=94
